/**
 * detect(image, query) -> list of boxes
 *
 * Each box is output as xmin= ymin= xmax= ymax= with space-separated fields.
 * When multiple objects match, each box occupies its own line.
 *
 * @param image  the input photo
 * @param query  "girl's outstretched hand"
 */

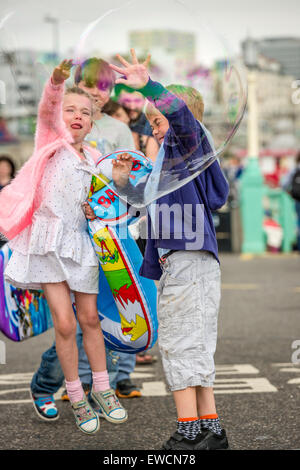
xmin=52 ymin=59 xmax=73 ymax=85
xmin=112 ymin=153 xmax=133 ymax=188
xmin=109 ymin=48 xmax=151 ymax=90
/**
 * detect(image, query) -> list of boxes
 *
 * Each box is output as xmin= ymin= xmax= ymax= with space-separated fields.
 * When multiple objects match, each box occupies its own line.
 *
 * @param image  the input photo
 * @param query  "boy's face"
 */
xmin=78 ymin=81 xmax=110 ymax=111
xmin=148 ymin=112 xmax=170 ymax=145
xmin=63 ymin=93 xmax=93 ymax=143
xmin=118 ymin=91 xmax=145 ymax=121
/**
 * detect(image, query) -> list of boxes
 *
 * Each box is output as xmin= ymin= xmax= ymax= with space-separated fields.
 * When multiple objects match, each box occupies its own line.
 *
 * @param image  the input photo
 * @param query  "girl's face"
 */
xmin=63 ymin=93 xmax=93 ymax=143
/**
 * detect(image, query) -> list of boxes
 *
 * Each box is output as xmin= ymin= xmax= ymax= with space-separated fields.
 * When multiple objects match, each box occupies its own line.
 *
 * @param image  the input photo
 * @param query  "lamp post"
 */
xmin=240 ymin=38 xmax=266 ymax=254
xmin=44 ymin=15 xmax=59 ymax=60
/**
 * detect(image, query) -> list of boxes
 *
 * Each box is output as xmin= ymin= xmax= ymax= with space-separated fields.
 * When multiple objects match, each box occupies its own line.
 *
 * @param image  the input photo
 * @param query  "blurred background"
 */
xmin=1 ymin=0 xmax=300 ymax=256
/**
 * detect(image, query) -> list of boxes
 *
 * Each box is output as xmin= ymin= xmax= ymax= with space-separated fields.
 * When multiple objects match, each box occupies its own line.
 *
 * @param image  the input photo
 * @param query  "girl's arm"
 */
xmin=34 ymin=60 xmax=73 ymax=152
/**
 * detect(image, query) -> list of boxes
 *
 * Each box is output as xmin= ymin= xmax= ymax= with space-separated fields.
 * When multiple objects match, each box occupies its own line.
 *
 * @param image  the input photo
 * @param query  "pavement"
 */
xmin=0 ymin=252 xmax=300 ymax=451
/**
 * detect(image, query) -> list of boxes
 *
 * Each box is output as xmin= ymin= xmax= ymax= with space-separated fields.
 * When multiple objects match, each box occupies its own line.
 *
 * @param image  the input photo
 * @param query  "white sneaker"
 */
xmin=71 ymin=397 xmax=100 ymax=434
xmin=91 ymin=388 xmax=128 ymax=424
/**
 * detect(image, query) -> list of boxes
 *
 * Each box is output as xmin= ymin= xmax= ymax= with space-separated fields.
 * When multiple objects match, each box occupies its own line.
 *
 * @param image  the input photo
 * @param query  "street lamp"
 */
xmin=44 ymin=15 xmax=59 ymax=60
xmin=244 ymin=38 xmax=259 ymax=157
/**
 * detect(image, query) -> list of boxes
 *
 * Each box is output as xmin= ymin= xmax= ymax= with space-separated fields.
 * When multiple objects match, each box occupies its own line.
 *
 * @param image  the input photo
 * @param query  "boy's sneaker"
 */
xmin=30 ymin=390 xmax=59 ymax=421
xmin=162 ymin=431 xmax=205 ymax=450
xmin=91 ymin=388 xmax=128 ymax=424
xmin=162 ymin=429 xmax=229 ymax=450
xmin=194 ymin=428 xmax=229 ymax=450
xmin=116 ymin=379 xmax=141 ymax=398
xmin=61 ymin=382 xmax=90 ymax=401
xmin=71 ymin=396 xmax=100 ymax=435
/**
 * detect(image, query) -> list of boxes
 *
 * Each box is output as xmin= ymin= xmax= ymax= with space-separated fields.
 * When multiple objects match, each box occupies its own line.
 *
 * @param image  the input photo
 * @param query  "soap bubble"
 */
xmin=70 ymin=0 xmax=247 ymax=206
xmin=0 ymin=0 xmax=247 ymax=207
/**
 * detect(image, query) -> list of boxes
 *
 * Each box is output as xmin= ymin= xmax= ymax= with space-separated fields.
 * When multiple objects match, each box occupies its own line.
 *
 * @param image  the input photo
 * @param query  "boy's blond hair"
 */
xmin=145 ymin=84 xmax=204 ymax=122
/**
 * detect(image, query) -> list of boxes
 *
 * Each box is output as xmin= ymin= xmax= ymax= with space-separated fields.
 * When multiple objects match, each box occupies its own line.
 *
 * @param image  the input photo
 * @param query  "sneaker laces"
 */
xmin=104 ymin=391 xmax=119 ymax=410
xmin=37 ymin=396 xmax=55 ymax=410
xmin=38 ymin=396 xmax=53 ymax=404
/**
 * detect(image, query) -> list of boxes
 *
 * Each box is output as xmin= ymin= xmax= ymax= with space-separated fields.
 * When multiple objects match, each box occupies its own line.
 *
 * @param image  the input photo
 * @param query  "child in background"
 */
xmin=102 ymin=99 xmax=130 ymax=126
xmin=110 ymin=49 xmax=230 ymax=450
xmin=114 ymin=84 xmax=159 ymax=162
xmin=0 ymin=60 xmax=127 ymax=434
xmin=75 ymin=58 xmax=134 ymax=155
xmin=0 ymin=155 xmax=15 ymax=191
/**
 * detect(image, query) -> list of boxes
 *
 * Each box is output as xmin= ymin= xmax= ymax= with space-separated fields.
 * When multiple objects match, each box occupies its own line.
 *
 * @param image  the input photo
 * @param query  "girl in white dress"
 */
xmin=2 ymin=61 xmax=127 ymax=434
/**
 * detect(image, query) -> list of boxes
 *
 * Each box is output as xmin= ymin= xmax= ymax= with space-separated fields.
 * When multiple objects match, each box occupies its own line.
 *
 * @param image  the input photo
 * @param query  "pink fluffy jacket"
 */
xmin=0 ymin=78 xmax=101 ymax=240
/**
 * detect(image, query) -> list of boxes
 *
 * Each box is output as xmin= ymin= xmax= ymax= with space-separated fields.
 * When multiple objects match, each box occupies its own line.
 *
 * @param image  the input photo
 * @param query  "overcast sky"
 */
xmin=1 ymin=0 xmax=300 ymax=65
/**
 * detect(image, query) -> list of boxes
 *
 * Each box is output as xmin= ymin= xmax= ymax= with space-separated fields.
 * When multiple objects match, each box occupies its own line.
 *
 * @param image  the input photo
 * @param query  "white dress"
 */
xmin=5 ymin=147 xmax=100 ymax=293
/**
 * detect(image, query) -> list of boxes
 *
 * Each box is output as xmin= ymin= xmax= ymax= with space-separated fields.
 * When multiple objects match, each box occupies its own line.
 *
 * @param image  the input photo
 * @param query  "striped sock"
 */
xmin=200 ymin=414 xmax=222 ymax=435
xmin=177 ymin=417 xmax=201 ymax=440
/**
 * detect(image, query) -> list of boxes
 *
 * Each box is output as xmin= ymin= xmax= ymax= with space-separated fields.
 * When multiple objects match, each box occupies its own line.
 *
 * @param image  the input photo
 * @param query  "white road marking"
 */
xmin=287 ymin=378 xmax=300 ymax=385
xmin=131 ymin=372 xmax=155 ymax=379
xmin=140 ymin=381 xmax=168 ymax=397
xmin=214 ymin=378 xmax=277 ymax=394
xmin=0 ymin=363 xmax=285 ymax=404
xmin=0 ymin=373 xmax=33 ymax=384
xmin=272 ymin=363 xmax=300 ymax=373
xmin=221 ymin=283 xmax=259 ymax=290
xmin=0 ymin=387 xmax=31 ymax=404
xmin=216 ymin=364 xmax=260 ymax=375
xmin=53 ymin=387 xmax=65 ymax=401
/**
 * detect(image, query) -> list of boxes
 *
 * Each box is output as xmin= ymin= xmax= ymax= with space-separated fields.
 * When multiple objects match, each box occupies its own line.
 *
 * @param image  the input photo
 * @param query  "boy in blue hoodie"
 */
xmin=110 ymin=49 xmax=230 ymax=450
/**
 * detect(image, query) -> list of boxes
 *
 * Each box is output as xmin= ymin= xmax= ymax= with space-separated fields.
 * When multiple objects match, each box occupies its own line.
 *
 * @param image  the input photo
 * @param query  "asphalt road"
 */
xmin=0 ymin=253 xmax=300 ymax=452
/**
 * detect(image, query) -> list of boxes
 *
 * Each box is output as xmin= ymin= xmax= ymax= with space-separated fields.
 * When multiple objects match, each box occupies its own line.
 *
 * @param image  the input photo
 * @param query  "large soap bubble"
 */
xmin=70 ymin=0 xmax=247 ymax=206
xmin=0 ymin=0 xmax=247 ymax=207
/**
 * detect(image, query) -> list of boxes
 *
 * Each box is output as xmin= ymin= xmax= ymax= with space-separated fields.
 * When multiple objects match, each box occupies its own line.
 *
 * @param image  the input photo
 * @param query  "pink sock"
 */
xmin=92 ymin=370 xmax=110 ymax=392
xmin=65 ymin=378 xmax=84 ymax=403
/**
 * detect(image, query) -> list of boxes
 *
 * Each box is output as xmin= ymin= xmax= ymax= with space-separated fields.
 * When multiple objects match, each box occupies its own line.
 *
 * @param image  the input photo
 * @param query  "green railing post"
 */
xmin=240 ymin=157 xmax=266 ymax=253
xmin=261 ymin=186 xmax=297 ymax=253
xmin=280 ymin=191 xmax=297 ymax=252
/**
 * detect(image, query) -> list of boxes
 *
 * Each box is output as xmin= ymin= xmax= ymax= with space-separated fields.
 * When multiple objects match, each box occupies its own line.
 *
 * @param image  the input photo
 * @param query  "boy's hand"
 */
xmin=82 ymin=202 xmax=96 ymax=220
xmin=112 ymin=153 xmax=133 ymax=188
xmin=52 ymin=59 xmax=73 ymax=85
xmin=109 ymin=48 xmax=151 ymax=90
